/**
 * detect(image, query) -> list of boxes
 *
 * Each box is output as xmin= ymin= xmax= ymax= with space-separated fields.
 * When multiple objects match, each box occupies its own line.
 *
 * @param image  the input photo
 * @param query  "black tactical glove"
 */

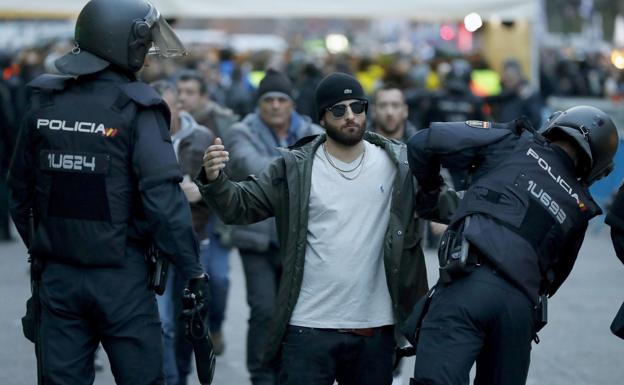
xmin=182 ymin=275 xmax=215 ymax=384
xmin=184 ymin=275 xmax=211 ymax=315
xmin=511 ymin=116 xmax=535 ymax=134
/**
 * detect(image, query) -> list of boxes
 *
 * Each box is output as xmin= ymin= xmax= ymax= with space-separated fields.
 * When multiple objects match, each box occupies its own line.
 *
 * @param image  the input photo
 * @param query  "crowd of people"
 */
xmin=3 ymin=1 xmax=624 ymax=385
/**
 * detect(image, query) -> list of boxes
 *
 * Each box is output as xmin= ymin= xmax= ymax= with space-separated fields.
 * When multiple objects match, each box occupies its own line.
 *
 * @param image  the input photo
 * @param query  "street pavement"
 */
xmin=1 ymin=223 xmax=623 ymax=385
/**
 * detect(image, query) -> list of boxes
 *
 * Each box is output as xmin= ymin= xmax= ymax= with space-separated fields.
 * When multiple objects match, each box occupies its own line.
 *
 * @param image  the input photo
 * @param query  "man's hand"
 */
xmin=202 ymin=138 xmax=229 ymax=182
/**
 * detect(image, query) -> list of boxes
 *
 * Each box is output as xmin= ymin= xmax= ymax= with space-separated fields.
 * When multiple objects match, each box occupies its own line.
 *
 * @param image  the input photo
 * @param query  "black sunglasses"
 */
xmin=326 ymin=100 xmax=368 ymax=118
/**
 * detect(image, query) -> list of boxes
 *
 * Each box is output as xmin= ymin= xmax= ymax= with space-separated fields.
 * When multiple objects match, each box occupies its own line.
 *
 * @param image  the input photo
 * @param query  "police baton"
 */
xmin=182 ymin=288 xmax=216 ymax=385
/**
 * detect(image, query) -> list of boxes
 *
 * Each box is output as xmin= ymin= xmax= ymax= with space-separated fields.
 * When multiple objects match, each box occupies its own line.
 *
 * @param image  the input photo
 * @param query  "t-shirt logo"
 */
xmin=344 ymin=89 xmax=353 ymax=94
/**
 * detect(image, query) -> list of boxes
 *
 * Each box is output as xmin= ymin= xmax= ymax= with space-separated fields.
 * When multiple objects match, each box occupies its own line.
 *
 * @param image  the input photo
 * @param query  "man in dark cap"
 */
xmin=223 ymin=68 xmax=322 ymax=385
xmin=7 ymin=1 xmax=211 ymax=384
xmin=198 ymin=72 xmax=456 ymax=385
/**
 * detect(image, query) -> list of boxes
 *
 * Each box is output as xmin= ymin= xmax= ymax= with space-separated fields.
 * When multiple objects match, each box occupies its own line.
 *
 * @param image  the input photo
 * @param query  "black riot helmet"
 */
xmin=541 ymin=106 xmax=619 ymax=185
xmin=55 ymin=0 xmax=186 ymax=76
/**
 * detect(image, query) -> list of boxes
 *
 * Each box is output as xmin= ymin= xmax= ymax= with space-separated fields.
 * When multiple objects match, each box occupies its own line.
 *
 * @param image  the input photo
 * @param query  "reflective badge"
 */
xmin=465 ymin=120 xmax=491 ymax=129
xmin=40 ymin=150 xmax=110 ymax=174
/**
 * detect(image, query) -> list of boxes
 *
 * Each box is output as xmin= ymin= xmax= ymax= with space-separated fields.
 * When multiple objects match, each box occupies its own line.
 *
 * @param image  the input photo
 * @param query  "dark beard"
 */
xmin=325 ymin=121 xmax=366 ymax=147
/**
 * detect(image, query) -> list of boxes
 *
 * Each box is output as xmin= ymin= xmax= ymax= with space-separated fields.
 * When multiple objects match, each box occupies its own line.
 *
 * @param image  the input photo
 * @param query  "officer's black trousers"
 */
xmin=38 ymin=246 xmax=164 ymax=385
xmin=412 ymin=264 xmax=534 ymax=385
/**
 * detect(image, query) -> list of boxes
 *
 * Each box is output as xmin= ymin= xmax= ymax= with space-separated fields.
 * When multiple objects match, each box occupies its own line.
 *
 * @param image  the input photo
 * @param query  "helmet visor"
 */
xmin=145 ymin=4 xmax=186 ymax=58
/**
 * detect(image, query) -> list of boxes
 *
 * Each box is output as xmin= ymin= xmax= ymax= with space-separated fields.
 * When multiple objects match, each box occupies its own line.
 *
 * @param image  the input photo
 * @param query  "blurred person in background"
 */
xmin=223 ymin=68 xmax=322 ymax=385
xmin=176 ymin=69 xmax=238 ymax=139
xmin=423 ymin=59 xmax=486 ymax=127
xmin=369 ymin=83 xmax=447 ymax=250
xmin=175 ymin=69 xmax=237 ymax=369
xmin=424 ymin=59 xmax=486 ymax=190
xmin=294 ymin=63 xmax=324 ymax=122
xmin=0 ymin=50 xmax=17 ymax=241
xmin=404 ymin=63 xmax=433 ymax=131
xmin=486 ymin=58 xmax=543 ymax=130
xmin=151 ymin=79 xmax=215 ymax=385
xmin=7 ymin=0 xmax=211 ymax=383
xmin=368 ymin=83 xmax=416 ymax=142
xmin=225 ymin=65 xmax=256 ymax=118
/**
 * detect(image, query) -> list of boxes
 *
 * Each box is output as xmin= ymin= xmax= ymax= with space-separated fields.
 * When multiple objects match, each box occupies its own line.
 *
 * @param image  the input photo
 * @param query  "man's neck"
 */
xmin=273 ymin=124 xmax=290 ymax=139
xmin=324 ymin=136 xmax=365 ymax=163
xmin=263 ymin=118 xmax=290 ymax=139
xmin=376 ymin=123 xmax=405 ymax=140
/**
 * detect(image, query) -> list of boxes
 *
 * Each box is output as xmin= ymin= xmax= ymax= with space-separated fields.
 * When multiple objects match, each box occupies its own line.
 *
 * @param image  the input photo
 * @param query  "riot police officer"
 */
xmin=406 ymin=106 xmax=618 ymax=385
xmin=7 ymin=1 xmax=210 ymax=384
xmin=605 ymin=184 xmax=624 ymax=339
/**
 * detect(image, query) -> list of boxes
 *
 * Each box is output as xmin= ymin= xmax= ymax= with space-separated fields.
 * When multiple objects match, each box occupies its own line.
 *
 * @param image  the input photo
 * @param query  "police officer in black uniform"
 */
xmin=605 ymin=184 xmax=624 ymax=339
xmin=406 ymin=106 xmax=618 ymax=385
xmin=7 ymin=1 xmax=211 ymax=384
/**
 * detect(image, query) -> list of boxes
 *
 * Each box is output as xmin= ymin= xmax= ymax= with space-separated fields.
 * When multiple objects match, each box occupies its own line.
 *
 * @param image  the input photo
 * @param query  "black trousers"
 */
xmin=240 ymin=247 xmax=282 ymax=385
xmin=38 ymin=247 xmax=164 ymax=385
xmin=412 ymin=264 xmax=534 ymax=385
xmin=280 ymin=325 xmax=395 ymax=385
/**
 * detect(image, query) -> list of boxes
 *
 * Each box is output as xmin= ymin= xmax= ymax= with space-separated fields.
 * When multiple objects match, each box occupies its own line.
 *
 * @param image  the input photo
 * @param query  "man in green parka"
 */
xmin=197 ymin=72 xmax=456 ymax=385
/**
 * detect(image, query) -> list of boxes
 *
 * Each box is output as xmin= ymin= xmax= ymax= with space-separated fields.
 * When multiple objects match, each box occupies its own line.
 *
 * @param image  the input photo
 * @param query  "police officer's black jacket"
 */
xmin=408 ymin=121 xmax=601 ymax=303
xmin=8 ymin=69 xmax=203 ymax=279
xmin=606 ymin=184 xmax=624 ymax=265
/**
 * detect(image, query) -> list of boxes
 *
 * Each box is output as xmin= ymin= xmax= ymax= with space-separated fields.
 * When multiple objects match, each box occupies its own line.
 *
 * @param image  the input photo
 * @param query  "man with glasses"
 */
xmin=197 ymin=72 xmax=456 ymax=385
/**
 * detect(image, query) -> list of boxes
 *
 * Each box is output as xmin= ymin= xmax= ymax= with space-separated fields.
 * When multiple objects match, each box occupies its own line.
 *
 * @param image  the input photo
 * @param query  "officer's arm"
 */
xmin=415 ymin=184 xmax=459 ymax=225
xmin=7 ymin=116 xmax=35 ymax=246
xmin=195 ymin=157 xmax=280 ymax=225
xmin=546 ymin=226 xmax=588 ymax=296
xmin=133 ymin=108 xmax=203 ymax=279
xmin=407 ymin=129 xmax=443 ymax=191
xmin=408 ymin=122 xmax=516 ymax=185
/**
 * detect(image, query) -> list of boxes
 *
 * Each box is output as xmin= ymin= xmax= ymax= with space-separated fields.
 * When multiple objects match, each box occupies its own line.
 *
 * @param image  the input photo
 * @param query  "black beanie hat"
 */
xmin=315 ymin=72 xmax=367 ymax=120
xmin=257 ymin=68 xmax=293 ymax=101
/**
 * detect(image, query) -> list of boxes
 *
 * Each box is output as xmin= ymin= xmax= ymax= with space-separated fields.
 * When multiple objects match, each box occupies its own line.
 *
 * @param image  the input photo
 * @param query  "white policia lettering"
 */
xmin=526 ymin=147 xmax=580 ymax=201
xmin=527 ymin=180 xmax=567 ymax=224
xmin=47 ymin=153 xmax=96 ymax=171
xmin=37 ymin=119 xmax=107 ymax=135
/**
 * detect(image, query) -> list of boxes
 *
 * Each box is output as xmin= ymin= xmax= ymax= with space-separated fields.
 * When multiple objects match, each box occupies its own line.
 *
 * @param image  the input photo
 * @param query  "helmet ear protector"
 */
xmin=128 ymin=19 xmax=152 ymax=72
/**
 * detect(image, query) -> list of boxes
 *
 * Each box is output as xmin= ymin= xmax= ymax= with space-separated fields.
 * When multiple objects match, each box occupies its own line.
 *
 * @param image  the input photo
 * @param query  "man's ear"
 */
xmin=320 ymin=119 xmax=325 ymax=127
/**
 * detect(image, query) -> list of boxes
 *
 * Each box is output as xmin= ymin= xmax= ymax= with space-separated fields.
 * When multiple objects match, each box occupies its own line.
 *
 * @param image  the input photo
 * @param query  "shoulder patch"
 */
xmin=27 ymin=74 xmax=74 ymax=91
xmin=465 ymin=120 xmax=491 ymax=129
xmin=118 ymin=82 xmax=164 ymax=107
xmin=118 ymin=82 xmax=171 ymax=128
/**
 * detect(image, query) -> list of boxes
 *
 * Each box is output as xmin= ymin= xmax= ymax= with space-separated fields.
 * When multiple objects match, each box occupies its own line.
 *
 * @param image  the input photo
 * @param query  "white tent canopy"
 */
xmin=1 ymin=0 xmax=538 ymax=21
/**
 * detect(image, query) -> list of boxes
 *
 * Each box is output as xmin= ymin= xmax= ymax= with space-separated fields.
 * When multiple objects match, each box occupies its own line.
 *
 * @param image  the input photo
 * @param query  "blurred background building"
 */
xmin=1 ymin=0 xmax=624 ymax=204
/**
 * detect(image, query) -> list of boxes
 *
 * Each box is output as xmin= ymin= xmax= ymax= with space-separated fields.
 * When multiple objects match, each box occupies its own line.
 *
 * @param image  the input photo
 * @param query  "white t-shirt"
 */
xmin=289 ymin=140 xmax=397 ymax=329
